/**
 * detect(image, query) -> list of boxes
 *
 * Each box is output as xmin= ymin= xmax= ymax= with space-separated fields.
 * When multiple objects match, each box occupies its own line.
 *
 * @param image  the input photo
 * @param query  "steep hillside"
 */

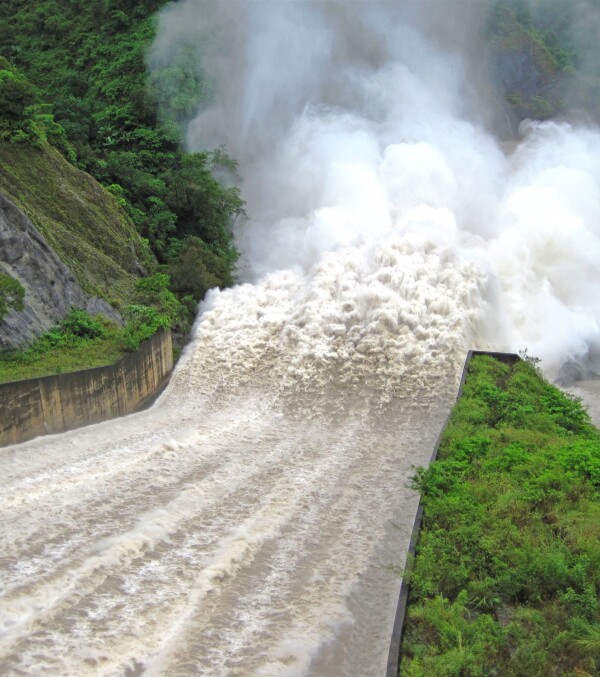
xmin=486 ymin=0 xmax=600 ymax=134
xmin=487 ymin=3 xmax=567 ymax=127
xmin=0 ymin=140 xmax=148 ymax=307
xmin=0 ymin=193 xmax=118 ymax=349
xmin=0 ymin=0 xmax=243 ymax=285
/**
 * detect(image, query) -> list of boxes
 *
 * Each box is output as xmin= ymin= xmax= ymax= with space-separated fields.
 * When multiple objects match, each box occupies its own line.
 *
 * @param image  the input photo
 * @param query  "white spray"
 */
xmin=150 ymin=0 xmax=600 ymax=379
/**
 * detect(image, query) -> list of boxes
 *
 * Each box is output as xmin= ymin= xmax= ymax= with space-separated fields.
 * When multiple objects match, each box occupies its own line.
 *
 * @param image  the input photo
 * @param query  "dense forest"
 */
xmin=0 ymin=0 xmax=242 ymax=321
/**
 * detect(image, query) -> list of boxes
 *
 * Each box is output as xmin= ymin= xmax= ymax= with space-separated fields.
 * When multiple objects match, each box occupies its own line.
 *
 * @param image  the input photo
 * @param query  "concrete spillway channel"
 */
xmin=17 ymin=345 xmax=596 ymax=675
xmin=3 ymin=344 xmax=594 ymax=675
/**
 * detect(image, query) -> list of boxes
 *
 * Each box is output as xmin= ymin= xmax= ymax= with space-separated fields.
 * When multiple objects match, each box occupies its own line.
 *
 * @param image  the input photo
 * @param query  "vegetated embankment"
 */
xmin=399 ymin=354 xmax=600 ymax=676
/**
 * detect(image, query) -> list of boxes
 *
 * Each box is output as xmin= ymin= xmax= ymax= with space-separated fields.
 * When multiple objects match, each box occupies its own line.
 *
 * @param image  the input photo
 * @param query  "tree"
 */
xmin=165 ymin=152 xmax=245 ymax=251
xmin=168 ymin=237 xmax=234 ymax=300
xmin=0 ymin=61 xmax=36 ymax=123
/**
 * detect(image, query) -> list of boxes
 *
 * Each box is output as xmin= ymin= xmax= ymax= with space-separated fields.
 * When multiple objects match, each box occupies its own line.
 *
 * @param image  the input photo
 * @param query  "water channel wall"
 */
xmin=386 ymin=350 xmax=521 ymax=677
xmin=0 ymin=329 xmax=173 ymax=447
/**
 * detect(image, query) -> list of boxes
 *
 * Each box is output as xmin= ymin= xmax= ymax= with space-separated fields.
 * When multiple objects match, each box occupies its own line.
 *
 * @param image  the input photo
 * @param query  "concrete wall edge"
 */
xmin=386 ymin=349 xmax=521 ymax=677
xmin=0 ymin=329 xmax=173 ymax=447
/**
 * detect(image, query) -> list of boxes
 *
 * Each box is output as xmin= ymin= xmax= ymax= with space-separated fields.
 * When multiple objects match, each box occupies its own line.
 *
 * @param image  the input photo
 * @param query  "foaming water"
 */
xmin=149 ymin=1 xmax=600 ymax=378
xmin=0 ymin=239 xmax=480 ymax=675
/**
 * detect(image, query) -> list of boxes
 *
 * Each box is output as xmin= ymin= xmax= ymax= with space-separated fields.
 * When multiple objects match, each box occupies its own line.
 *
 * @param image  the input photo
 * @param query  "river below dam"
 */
xmin=0 ymin=247 xmax=478 ymax=676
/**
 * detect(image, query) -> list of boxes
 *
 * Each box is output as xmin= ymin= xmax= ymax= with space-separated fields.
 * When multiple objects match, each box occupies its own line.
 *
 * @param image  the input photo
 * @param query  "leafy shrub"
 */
xmin=0 ymin=65 xmax=35 ymax=122
xmin=60 ymin=308 xmax=106 ymax=339
xmin=134 ymin=272 xmax=181 ymax=320
xmin=400 ymin=355 xmax=600 ymax=675
xmin=121 ymin=303 xmax=170 ymax=351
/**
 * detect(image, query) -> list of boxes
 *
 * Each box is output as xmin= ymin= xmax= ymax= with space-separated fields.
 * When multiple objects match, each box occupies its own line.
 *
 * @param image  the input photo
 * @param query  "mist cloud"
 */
xmin=150 ymin=0 xmax=600 ymax=380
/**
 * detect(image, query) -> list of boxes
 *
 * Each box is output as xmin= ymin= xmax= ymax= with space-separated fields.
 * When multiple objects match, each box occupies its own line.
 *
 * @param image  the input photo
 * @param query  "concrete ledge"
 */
xmin=386 ymin=349 xmax=520 ymax=677
xmin=0 ymin=329 xmax=173 ymax=447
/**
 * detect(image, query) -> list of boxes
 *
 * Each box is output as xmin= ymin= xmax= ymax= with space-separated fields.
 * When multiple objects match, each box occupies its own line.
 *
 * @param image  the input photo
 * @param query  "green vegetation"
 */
xmin=399 ymin=355 xmax=600 ymax=676
xmin=0 ymin=303 xmax=172 ymax=383
xmin=0 ymin=272 xmax=188 ymax=383
xmin=0 ymin=1 xmax=244 ymax=375
xmin=0 ymin=272 xmax=25 ymax=321
xmin=487 ymin=2 xmax=567 ymax=122
xmin=0 ymin=139 xmax=148 ymax=307
xmin=489 ymin=0 xmax=600 ymax=124
xmin=0 ymin=0 xmax=243 ymax=288
xmin=0 ymin=56 xmax=76 ymax=158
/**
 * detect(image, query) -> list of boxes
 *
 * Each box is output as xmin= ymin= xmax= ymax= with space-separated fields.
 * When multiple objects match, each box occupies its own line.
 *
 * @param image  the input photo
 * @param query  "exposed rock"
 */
xmin=0 ymin=193 xmax=120 ymax=350
xmin=0 ymin=141 xmax=151 ymax=309
xmin=485 ymin=7 xmax=568 ymax=138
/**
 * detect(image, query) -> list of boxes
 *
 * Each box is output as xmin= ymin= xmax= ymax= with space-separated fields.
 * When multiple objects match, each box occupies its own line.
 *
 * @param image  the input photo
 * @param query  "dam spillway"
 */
xmin=4 ymin=1 xmax=600 ymax=673
xmin=0 ymin=243 xmax=477 ymax=676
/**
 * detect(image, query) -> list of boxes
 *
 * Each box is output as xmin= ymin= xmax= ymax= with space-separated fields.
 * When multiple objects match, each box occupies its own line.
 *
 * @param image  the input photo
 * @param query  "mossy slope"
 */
xmin=0 ymin=140 xmax=149 ymax=307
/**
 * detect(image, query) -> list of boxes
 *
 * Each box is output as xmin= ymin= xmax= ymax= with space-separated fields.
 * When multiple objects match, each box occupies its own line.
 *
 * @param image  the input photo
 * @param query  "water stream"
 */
xmin=0 ymin=244 xmax=481 ymax=675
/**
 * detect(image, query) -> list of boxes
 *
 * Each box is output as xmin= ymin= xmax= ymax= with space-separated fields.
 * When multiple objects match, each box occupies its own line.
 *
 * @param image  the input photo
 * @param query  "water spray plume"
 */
xmin=150 ymin=0 xmax=600 ymax=379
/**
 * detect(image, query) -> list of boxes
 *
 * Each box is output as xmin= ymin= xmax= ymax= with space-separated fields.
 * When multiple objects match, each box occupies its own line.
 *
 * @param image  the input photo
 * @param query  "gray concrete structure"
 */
xmin=0 ymin=329 xmax=172 ymax=447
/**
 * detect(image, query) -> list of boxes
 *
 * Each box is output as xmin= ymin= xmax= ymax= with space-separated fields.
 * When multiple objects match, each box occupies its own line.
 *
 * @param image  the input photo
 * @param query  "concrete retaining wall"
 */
xmin=0 ymin=329 xmax=173 ymax=447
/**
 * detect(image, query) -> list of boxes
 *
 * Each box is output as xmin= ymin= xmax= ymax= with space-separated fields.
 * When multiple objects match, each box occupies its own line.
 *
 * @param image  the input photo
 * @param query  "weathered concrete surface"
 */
xmin=0 ymin=329 xmax=173 ymax=447
xmin=0 ymin=193 xmax=120 ymax=350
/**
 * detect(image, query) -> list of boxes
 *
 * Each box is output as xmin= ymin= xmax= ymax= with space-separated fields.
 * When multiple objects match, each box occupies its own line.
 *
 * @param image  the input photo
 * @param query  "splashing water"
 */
xmin=0 ymin=243 xmax=481 ymax=674
xmin=148 ymin=0 xmax=600 ymax=376
xmin=2 ymin=2 xmax=600 ymax=675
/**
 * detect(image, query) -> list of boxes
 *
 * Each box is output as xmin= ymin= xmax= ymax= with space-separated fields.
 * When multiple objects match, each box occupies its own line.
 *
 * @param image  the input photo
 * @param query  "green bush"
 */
xmin=121 ymin=303 xmax=170 ymax=351
xmin=400 ymin=356 xmax=600 ymax=675
xmin=0 ymin=66 xmax=35 ymax=122
xmin=60 ymin=308 xmax=106 ymax=339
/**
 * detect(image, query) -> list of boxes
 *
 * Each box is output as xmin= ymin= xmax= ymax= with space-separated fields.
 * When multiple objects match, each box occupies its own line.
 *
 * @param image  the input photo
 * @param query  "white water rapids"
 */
xmin=0 ymin=242 xmax=482 ymax=675
xmin=3 ymin=1 xmax=600 ymax=675
xmin=1 ymin=251 xmax=598 ymax=676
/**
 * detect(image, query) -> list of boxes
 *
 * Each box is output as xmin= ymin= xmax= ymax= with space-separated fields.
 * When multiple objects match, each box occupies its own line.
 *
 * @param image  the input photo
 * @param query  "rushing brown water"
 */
xmin=0 ymin=244 xmax=483 ymax=676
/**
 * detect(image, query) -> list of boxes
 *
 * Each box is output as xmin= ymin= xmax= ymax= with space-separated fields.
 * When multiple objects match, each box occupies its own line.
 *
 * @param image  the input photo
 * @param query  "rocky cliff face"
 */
xmin=0 ymin=193 xmax=119 ymax=350
xmin=0 ymin=141 xmax=150 ymax=312
xmin=486 ymin=5 xmax=568 ymax=138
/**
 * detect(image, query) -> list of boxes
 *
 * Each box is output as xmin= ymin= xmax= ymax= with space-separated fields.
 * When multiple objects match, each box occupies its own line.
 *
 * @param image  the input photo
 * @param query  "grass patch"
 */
xmin=0 ymin=307 xmax=169 ymax=383
xmin=399 ymin=355 xmax=600 ymax=676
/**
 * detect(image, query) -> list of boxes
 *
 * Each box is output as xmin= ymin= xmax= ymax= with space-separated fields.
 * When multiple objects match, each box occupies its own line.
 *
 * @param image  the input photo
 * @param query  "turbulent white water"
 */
xmin=3 ymin=1 xmax=600 ymax=675
xmin=0 ymin=241 xmax=479 ymax=675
